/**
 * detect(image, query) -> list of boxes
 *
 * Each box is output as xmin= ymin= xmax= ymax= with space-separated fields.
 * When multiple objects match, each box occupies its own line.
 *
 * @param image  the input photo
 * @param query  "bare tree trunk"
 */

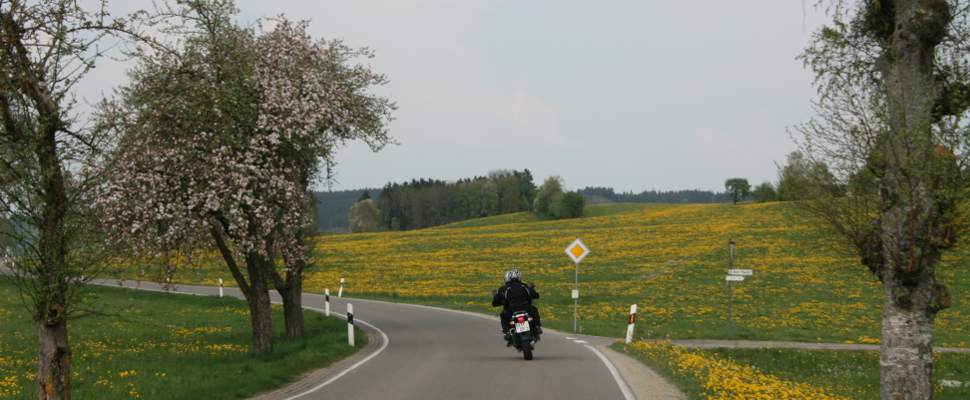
xmin=33 ymin=115 xmax=71 ymax=400
xmin=246 ymin=253 xmax=273 ymax=354
xmin=36 ymin=317 xmax=70 ymax=400
xmin=876 ymin=1 xmax=951 ymax=398
xmin=279 ymin=264 xmax=305 ymax=340
xmin=879 ymin=268 xmax=936 ymax=399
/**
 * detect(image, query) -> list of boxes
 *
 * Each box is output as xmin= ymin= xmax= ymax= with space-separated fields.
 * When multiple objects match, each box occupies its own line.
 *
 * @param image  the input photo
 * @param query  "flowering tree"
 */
xmin=97 ymin=1 xmax=392 ymax=350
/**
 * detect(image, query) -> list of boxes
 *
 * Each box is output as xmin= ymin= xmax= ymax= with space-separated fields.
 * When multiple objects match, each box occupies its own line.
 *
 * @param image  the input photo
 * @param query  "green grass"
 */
xmin=0 ymin=277 xmax=363 ymax=399
xmin=615 ymin=343 xmax=970 ymax=399
xmin=109 ymin=202 xmax=970 ymax=347
xmin=441 ymin=203 xmax=653 ymax=228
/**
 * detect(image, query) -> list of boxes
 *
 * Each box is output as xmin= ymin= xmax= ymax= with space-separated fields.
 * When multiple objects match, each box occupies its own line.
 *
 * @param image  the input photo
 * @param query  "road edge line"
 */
xmin=584 ymin=344 xmax=636 ymax=400
xmin=91 ymin=282 xmax=391 ymax=400
xmin=281 ymin=306 xmax=389 ymax=400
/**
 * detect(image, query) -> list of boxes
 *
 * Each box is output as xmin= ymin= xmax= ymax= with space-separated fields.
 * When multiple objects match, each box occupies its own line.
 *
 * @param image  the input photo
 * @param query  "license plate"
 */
xmin=515 ymin=321 xmax=530 ymax=333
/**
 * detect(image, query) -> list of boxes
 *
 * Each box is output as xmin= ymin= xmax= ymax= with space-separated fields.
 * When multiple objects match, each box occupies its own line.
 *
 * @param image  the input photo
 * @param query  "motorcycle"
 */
xmin=507 ymin=310 xmax=538 ymax=360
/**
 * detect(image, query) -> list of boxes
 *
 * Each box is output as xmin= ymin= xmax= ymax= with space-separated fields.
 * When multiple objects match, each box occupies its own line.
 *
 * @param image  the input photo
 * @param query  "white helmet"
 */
xmin=504 ymin=269 xmax=521 ymax=283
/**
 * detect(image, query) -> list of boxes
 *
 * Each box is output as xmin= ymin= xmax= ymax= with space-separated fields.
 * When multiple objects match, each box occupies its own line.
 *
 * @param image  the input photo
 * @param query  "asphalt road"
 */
xmin=97 ymin=280 xmax=633 ymax=400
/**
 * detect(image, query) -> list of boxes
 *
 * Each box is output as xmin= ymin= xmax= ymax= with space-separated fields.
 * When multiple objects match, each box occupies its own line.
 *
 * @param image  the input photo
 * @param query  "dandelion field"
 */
xmin=127 ymin=202 xmax=969 ymax=346
xmin=616 ymin=341 xmax=970 ymax=399
xmin=0 ymin=277 xmax=361 ymax=399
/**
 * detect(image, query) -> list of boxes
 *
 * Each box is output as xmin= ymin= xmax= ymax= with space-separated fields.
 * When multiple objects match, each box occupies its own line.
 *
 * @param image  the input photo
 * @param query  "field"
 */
xmin=0 ymin=277 xmax=361 ymax=399
xmin=120 ymin=202 xmax=970 ymax=347
xmin=616 ymin=341 xmax=970 ymax=399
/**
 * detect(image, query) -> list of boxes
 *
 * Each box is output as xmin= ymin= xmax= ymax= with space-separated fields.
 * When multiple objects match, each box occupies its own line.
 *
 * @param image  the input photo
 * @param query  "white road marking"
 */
xmin=93 ymin=282 xmax=391 ymax=400
xmin=283 ymin=306 xmax=390 ymax=400
xmin=584 ymin=345 xmax=636 ymax=400
xmin=99 ymin=283 xmax=632 ymax=400
xmin=574 ymin=340 xmax=588 ymax=344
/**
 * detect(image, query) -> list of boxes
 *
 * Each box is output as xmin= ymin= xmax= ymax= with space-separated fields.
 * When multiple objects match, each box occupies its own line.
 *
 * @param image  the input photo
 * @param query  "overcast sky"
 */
xmin=78 ymin=1 xmax=830 ymax=193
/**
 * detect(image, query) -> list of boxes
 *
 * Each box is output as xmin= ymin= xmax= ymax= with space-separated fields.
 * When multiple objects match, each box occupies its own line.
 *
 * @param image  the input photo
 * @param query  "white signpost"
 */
xmin=565 ymin=238 xmax=590 ymax=333
xmin=724 ymin=240 xmax=754 ymax=338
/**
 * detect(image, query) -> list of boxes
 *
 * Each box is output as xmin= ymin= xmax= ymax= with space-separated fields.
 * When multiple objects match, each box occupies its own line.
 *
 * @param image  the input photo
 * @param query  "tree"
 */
xmin=534 ymin=176 xmax=563 ymax=217
xmin=348 ymin=199 xmax=381 ymax=233
xmin=751 ymin=182 xmax=777 ymax=202
xmin=777 ymin=151 xmax=839 ymax=201
xmin=97 ymin=2 xmax=392 ymax=350
xmin=723 ymin=178 xmax=750 ymax=204
xmin=0 ymin=1 xmax=145 ymax=397
xmin=796 ymin=1 xmax=970 ymax=397
xmin=552 ymin=192 xmax=585 ymax=218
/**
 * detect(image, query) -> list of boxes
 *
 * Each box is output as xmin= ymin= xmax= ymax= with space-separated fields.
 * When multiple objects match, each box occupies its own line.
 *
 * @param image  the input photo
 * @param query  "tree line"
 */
xmin=577 ymin=187 xmax=733 ymax=204
xmin=375 ymin=170 xmax=538 ymax=230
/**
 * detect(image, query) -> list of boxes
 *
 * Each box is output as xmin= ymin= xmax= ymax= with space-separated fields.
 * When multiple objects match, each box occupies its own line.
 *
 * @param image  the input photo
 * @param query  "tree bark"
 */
xmin=246 ymin=252 xmax=273 ymax=354
xmin=279 ymin=269 xmax=304 ymax=340
xmin=35 ymin=317 xmax=70 ymax=400
xmin=879 ymin=274 xmax=933 ymax=400
xmin=875 ymin=1 xmax=951 ymax=399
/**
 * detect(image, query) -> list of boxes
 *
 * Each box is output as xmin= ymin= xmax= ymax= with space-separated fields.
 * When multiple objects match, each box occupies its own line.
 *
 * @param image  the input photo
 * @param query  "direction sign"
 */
xmin=725 ymin=275 xmax=745 ymax=282
xmin=728 ymin=269 xmax=753 ymax=276
xmin=565 ymin=238 xmax=590 ymax=264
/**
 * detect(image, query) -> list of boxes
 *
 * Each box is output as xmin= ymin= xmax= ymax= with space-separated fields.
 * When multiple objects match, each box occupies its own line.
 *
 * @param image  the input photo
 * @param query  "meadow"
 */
xmin=120 ymin=202 xmax=970 ymax=347
xmin=616 ymin=341 xmax=970 ymax=400
xmin=0 ymin=277 xmax=362 ymax=399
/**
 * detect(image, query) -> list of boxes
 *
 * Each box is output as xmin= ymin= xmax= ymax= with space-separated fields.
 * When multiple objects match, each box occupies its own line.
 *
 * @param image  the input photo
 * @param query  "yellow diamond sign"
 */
xmin=565 ymin=238 xmax=590 ymax=264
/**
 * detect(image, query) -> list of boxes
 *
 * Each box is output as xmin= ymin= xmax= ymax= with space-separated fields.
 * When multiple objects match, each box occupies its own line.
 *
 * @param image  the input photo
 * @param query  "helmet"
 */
xmin=504 ymin=269 xmax=521 ymax=283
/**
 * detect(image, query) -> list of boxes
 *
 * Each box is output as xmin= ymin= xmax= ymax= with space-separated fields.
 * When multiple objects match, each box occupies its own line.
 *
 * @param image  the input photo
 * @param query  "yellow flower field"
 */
xmin=137 ymin=202 xmax=970 ymax=346
xmin=625 ymin=341 xmax=855 ymax=399
xmin=0 ymin=277 xmax=358 ymax=399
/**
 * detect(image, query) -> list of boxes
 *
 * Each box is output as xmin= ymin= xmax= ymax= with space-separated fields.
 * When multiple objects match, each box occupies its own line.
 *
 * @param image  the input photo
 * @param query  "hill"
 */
xmin=131 ymin=202 xmax=970 ymax=346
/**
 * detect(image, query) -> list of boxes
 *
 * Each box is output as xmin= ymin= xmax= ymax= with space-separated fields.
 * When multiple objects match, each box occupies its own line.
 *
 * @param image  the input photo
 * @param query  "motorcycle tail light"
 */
xmin=517 ymin=316 xmax=525 ymax=323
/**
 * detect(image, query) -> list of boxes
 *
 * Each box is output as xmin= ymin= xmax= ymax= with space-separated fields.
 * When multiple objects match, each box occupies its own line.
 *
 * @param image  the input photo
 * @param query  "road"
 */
xmin=97 ymin=280 xmax=634 ymax=400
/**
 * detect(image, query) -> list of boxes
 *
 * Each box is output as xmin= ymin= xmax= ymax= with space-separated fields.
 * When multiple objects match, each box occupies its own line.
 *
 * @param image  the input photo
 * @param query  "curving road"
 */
xmin=97 ymin=280 xmax=634 ymax=400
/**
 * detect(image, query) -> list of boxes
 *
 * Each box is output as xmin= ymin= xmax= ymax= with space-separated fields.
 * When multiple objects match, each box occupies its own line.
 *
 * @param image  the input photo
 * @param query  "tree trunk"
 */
xmin=33 ymin=113 xmax=71 ymax=399
xmin=280 ymin=272 xmax=304 ymax=340
xmin=246 ymin=253 xmax=273 ymax=354
xmin=874 ymin=1 xmax=951 ymax=398
xmin=879 ymin=270 xmax=936 ymax=399
xmin=35 ymin=317 xmax=70 ymax=400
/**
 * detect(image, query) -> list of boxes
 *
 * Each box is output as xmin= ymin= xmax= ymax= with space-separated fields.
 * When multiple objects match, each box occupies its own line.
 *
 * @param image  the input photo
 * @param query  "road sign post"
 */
xmin=724 ymin=240 xmax=755 ymax=339
xmin=565 ymin=238 xmax=590 ymax=334
xmin=727 ymin=239 xmax=736 ymax=338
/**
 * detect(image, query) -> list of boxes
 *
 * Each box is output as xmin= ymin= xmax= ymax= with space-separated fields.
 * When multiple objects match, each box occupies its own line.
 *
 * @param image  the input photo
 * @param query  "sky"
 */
xmin=77 ymin=0 xmax=831 ymax=193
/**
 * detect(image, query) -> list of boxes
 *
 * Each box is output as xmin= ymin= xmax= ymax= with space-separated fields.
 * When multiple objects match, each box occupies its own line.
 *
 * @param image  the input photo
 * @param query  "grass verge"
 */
xmin=0 ymin=276 xmax=363 ymax=399
xmin=613 ymin=341 xmax=970 ymax=399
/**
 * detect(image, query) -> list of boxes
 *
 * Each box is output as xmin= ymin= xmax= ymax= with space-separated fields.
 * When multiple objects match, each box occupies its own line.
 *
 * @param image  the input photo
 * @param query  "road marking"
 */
xmin=574 ymin=340 xmax=588 ymax=344
xmin=284 ymin=306 xmax=390 ymax=400
xmin=98 ymin=282 xmax=634 ymax=399
xmin=565 ymin=336 xmax=576 ymax=340
xmin=92 ymin=282 xmax=391 ymax=400
xmin=584 ymin=345 xmax=636 ymax=400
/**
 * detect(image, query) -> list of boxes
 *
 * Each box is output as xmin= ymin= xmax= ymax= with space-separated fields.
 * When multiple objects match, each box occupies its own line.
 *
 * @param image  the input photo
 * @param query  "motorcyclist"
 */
xmin=492 ymin=269 xmax=542 ymax=343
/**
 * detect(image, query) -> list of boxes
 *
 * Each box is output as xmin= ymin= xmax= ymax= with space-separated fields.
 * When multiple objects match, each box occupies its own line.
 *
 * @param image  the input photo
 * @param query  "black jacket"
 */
xmin=492 ymin=280 xmax=539 ymax=311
